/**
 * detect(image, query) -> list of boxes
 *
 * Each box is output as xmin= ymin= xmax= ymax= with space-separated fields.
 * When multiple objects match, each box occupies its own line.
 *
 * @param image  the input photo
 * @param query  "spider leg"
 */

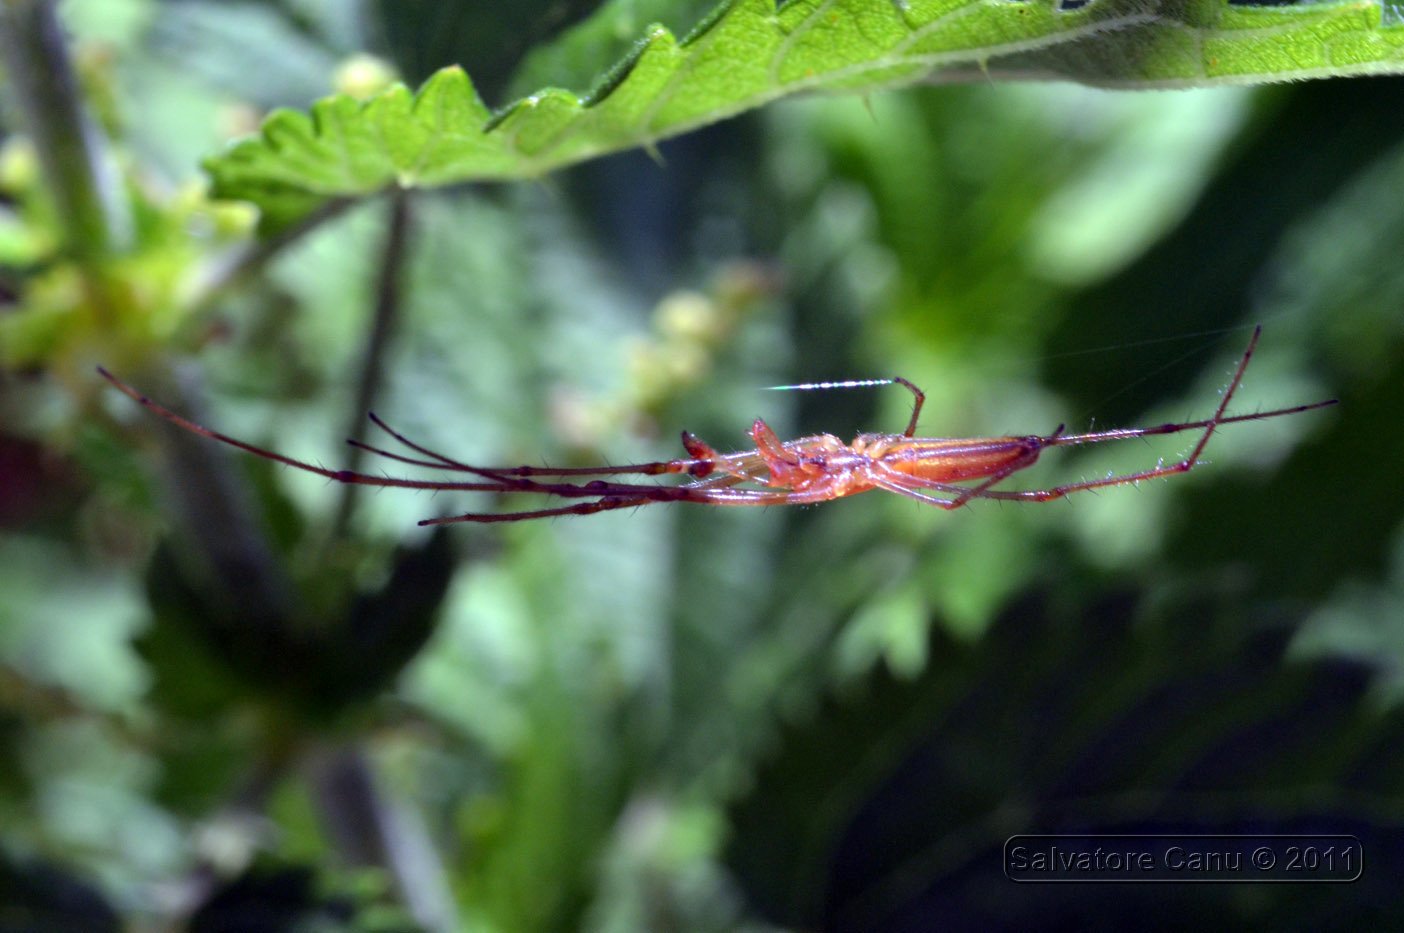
xmin=350 ymin=434 xmax=705 ymax=481
xmin=892 ymin=377 xmax=925 ymax=438
xmin=942 ymin=325 xmax=1334 ymax=503
xmin=421 ymin=484 xmax=828 ymax=524
xmin=961 ymin=458 xmax=1207 ymax=503
xmin=365 ymin=412 xmax=705 ymax=479
xmin=709 ymin=451 xmax=778 ymax=484
xmin=97 ymin=366 xmax=439 ymax=487
xmin=1044 ymin=324 xmax=1333 ymax=451
xmin=868 ymin=474 xmax=961 ymax=509
xmin=422 ymin=495 xmax=665 ymax=524
xmin=322 ymin=471 xmax=738 ymax=498
xmin=684 ymin=431 xmax=779 ymax=483
xmin=969 ymin=330 xmax=1260 ymax=503
xmin=868 ymin=461 xmax=1042 ymax=510
xmin=684 ymin=471 xmax=754 ymax=490
xmin=367 ymin=411 xmax=479 ymax=471
xmin=348 ymin=437 xmax=491 ymax=473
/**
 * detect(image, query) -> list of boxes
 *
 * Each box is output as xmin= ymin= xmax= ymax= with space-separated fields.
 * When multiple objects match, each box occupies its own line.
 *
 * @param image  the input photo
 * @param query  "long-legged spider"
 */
xmin=99 ymin=326 xmax=1336 ymax=524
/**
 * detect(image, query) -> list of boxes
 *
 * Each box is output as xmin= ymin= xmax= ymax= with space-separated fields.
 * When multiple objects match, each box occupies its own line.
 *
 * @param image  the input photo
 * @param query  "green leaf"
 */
xmin=206 ymin=0 xmax=1404 ymax=230
xmin=504 ymin=0 xmax=722 ymax=99
xmin=969 ymin=0 xmax=1404 ymax=87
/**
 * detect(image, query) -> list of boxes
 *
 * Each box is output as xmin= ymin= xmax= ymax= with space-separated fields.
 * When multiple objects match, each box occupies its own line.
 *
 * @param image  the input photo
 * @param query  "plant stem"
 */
xmin=331 ymin=188 xmax=413 ymax=538
xmin=0 ymin=0 xmax=129 ymax=263
xmin=185 ymin=196 xmax=357 ymax=318
xmin=0 ymin=0 xmax=296 ymax=648
xmin=147 ymin=362 xmax=301 ymax=629
xmin=311 ymin=743 xmax=458 ymax=931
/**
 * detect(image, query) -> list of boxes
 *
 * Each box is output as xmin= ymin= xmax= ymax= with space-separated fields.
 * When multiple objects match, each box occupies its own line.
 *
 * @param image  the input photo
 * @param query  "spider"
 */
xmin=99 ymin=326 xmax=1336 ymax=524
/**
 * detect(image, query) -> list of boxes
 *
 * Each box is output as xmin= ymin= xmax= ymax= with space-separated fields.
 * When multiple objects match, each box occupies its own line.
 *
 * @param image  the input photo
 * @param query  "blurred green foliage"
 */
xmin=1 ymin=0 xmax=1402 ymax=929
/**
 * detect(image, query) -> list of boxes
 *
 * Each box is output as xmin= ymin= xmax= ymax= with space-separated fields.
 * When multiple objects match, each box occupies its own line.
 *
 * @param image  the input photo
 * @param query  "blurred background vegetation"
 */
xmin=2 ymin=0 xmax=1403 ymax=929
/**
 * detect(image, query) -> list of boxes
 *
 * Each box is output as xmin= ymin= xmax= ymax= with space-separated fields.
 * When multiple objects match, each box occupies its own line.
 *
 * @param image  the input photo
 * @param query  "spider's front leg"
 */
xmin=680 ymin=430 xmax=769 ymax=486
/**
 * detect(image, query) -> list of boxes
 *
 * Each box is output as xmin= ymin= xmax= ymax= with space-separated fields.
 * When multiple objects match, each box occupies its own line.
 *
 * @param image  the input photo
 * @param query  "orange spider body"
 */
xmin=855 ymin=434 xmax=1041 ymax=484
xmin=708 ymin=423 xmax=1042 ymax=498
